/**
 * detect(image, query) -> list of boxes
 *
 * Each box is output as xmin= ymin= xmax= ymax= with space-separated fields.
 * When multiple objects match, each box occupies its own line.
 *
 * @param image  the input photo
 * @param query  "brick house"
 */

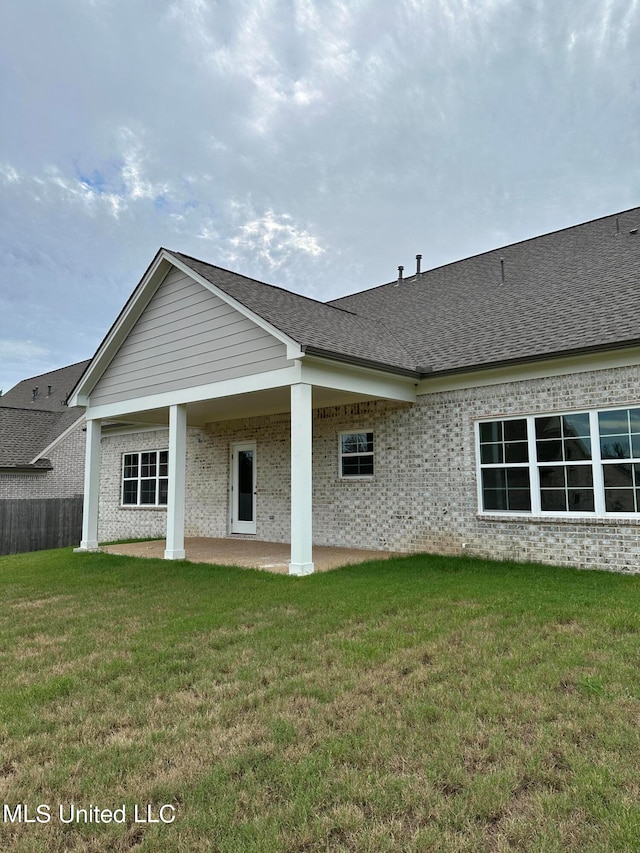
xmin=70 ymin=207 xmax=640 ymax=574
xmin=0 ymin=361 xmax=89 ymax=498
xmin=0 ymin=361 xmax=90 ymax=554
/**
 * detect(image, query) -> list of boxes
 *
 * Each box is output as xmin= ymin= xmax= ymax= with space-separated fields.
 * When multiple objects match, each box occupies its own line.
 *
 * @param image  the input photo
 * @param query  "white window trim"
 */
xmin=476 ymin=405 xmax=640 ymax=520
xmin=121 ymin=449 xmax=169 ymax=508
xmin=338 ymin=429 xmax=375 ymax=479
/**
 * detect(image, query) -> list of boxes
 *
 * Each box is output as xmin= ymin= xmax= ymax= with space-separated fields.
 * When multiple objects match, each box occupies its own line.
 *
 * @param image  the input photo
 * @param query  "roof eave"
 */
xmin=0 ymin=463 xmax=53 ymax=473
xmin=420 ymin=338 xmax=640 ymax=379
xmin=302 ymin=345 xmax=421 ymax=378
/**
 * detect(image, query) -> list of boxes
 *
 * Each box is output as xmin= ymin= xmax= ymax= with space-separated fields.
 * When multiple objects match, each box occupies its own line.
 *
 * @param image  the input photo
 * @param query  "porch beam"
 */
xmin=299 ymin=359 xmax=416 ymax=403
xmin=289 ymin=382 xmax=314 ymax=575
xmin=75 ymin=418 xmax=101 ymax=551
xmin=83 ymin=364 xmax=301 ymax=421
xmin=165 ymin=403 xmax=187 ymax=560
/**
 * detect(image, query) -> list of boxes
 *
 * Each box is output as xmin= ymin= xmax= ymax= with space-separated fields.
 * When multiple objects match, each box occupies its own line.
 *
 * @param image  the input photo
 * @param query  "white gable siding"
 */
xmin=90 ymin=267 xmax=290 ymax=406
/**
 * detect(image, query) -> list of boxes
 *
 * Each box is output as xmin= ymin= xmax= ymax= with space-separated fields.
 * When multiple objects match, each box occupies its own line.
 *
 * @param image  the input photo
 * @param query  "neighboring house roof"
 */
xmin=0 ymin=360 xmax=91 ymax=410
xmin=328 ymin=206 xmax=640 ymax=374
xmin=0 ymin=409 xmax=59 ymax=469
xmin=0 ymin=361 xmax=90 ymax=470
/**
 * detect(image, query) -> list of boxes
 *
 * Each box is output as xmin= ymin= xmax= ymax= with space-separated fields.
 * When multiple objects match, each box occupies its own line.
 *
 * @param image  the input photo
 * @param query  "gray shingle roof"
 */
xmin=169 ymin=207 xmax=640 ymax=377
xmin=0 ymin=409 xmax=60 ymax=468
xmin=1 ymin=360 xmax=91 ymax=410
xmin=328 ymin=207 xmax=640 ymax=374
xmin=0 ymin=361 xmax=88 ymax=468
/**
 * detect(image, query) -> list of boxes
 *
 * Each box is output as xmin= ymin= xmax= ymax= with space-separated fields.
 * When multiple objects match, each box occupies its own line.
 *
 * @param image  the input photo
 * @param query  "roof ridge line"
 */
xmin=329 ymin=205 xmax=640 ymax=302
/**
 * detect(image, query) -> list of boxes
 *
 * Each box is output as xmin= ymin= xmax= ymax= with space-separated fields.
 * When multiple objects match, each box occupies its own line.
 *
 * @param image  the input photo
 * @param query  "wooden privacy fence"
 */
xmin=0 ymin=496 xmax=84 ymax=556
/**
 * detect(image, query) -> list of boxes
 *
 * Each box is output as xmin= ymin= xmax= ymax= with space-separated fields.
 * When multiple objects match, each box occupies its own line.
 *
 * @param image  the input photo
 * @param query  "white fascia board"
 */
xmin=416 ymin=346 xmax=640 ymax=395
xmin=68 ymin=253 xmax=173 ymax=406
xmin=30 ymin=413 xmax=85 ymax=464
xmin=166 ymin=253 xmax=303 ymax=358
xmin=85 ymin=364 xmax=302 ymax=421
xmin=300 ymin=358 xmax=416 ymax=403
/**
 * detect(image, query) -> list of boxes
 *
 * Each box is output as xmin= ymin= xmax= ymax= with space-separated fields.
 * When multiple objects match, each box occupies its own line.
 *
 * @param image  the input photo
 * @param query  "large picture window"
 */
xmin=478 ymin=407 xmax=640 ymax=517
xmin=122 ymin=450 xmax=168 ymax=506
xmin=339 ymin=432 xmax=374 ymax=478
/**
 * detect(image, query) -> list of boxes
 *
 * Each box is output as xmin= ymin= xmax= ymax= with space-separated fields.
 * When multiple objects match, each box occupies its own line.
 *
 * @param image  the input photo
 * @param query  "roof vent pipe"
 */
xmin=500 ymin=258 xmax=505 ymax=284
xmin=397 ymin=265 xmax=404 ymax=282
xmin=415 ymin=254 xmax=422 ymax=278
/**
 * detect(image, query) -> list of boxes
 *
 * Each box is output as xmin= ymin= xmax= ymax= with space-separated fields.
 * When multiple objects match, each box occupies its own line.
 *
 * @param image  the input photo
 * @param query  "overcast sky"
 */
xmin=1 ymin=0 xmax=639 ymax=394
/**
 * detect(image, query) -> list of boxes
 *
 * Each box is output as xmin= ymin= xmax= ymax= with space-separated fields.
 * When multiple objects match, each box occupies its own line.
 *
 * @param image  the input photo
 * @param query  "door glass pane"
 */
xmin=238 ymin=450 xmax=254 ymax=522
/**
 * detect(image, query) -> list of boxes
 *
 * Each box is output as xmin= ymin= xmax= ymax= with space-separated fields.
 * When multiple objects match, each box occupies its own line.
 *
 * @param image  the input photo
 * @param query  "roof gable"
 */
xmin=171 ymin=252 xmax=418 ymax=373
xmin=87 ymin=260 xmax=292 ymax=408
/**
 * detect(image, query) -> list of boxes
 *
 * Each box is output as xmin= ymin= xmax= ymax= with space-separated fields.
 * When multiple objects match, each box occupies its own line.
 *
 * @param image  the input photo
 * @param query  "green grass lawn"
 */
xmin=1 ymin=549 xmax=639 ymax=852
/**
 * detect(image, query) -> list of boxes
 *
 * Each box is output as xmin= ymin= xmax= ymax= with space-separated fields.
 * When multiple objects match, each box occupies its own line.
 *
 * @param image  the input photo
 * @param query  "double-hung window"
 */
xmin=339 ymin=432 xmax=374 ymax=478
xmin=535 ymin=413 xmax=594 ymax=512
xmin=122 ymin=450 xmax=169 ymax=506
xmin=479 ymin=419 xmax=531 ymax=511
xmin=478 ymin=406 xmax=640 ymax=517
xmin=599 ymin=408 xmax=640 ymax=512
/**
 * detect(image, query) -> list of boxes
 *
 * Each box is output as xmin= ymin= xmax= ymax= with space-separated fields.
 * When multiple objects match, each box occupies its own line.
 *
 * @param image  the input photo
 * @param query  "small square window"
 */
xmin=340 ymin=431 xmax=374 ymax=478
xmin=121 ymin=450 xmax=168 ymax=507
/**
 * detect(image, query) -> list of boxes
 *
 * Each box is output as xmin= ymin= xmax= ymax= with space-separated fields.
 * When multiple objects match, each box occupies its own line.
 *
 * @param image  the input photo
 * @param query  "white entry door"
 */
xmin=230 ymin=443 xmax=256 ymax=534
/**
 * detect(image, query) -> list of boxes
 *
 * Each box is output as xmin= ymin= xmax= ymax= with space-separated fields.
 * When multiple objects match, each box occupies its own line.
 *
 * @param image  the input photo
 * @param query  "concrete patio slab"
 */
xmin=101 ymin=537 xmax=400 ymax=573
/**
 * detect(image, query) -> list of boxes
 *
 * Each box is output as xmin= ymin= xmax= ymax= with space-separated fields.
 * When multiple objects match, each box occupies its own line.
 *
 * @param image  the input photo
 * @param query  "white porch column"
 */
xmin=76 ymin=418 xmax=101 ymax=551
xmin=289 ymin=382 xmax=314 ymax=575
xmin=165 ymin=403 xmax=187 ymax=560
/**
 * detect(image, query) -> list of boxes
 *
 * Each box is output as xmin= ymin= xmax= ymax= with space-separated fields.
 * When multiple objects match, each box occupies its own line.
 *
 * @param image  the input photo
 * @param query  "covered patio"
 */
xmin=101 ymin=537 xmax=400 ymax=574
xmin=69 ymin=249 xmax=418 ymax=575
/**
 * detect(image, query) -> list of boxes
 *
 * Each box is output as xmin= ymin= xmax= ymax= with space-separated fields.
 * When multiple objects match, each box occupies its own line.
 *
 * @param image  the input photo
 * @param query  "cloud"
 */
xmin=225 ymin=205 xmax=324 ymax=269
xmin=1 ymin=0 xmax=639 ymax=391
xmin=0 ymin=340 xmax=49 ymax=362
xmin=0 ymin=340 xmax=51 ymax=393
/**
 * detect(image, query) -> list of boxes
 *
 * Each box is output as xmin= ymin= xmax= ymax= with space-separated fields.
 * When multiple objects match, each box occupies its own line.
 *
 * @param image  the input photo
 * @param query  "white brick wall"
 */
xmin=96 ymin=363 xmax=640 ymax=574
